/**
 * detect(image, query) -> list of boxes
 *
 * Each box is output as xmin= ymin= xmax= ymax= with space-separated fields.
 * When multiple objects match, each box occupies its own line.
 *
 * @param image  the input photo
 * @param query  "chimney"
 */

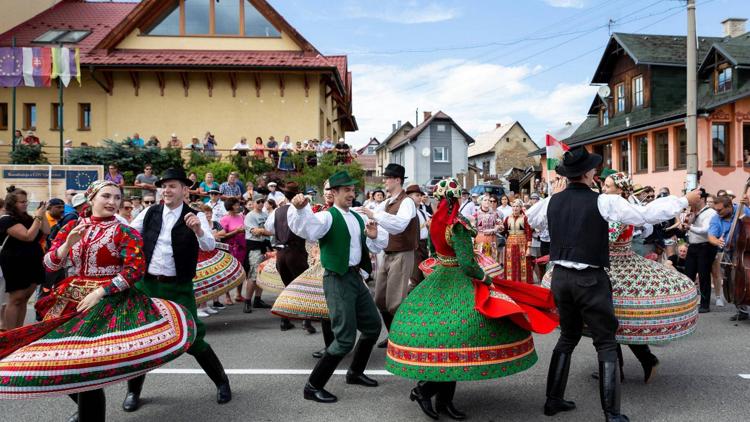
xmin=392 ymin=123 xmax=396 ymax=132
xmin=722 ymin=18 xmax=747 ymax=38
xmin=423 ymin=111 xmax=432 ymax=121
xmin=397 ymin=120 xmax=402 ymax=129
xmin=495 ymin=123 xmax=502 ymax=129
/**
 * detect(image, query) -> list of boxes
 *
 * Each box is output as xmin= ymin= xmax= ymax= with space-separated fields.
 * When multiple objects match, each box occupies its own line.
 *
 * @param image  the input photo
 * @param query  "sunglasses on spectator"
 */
xmin=144 ymin=200 xmax=155 ymax=205
xmin=123 ymin=206 xmax=133 ymax=210
xmin=489 ymin=199 xmax=497 ymax=203
xmin=255 ymin=199 xmax=264 ymax=204
xmin=646 ymin=195 xmax=655 ymax=199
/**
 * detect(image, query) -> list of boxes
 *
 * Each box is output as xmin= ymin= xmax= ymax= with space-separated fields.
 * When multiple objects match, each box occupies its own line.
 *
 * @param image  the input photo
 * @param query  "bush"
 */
xmin=289 ymin=153 xmax=364 ymax=194
xmin=188 ymin=150 xmax=218 ymax=168
xmin=66 ymin=139 xmax=183 ymax=183
xmin=188 ymin=161 xmax=237 ymax=184
xmin=11 ymin=144 xmax=49 ymax=164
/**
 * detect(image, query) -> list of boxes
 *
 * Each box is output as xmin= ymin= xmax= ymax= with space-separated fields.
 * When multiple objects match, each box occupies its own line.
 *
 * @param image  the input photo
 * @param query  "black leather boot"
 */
xmin=243 ymin=299 xmax=253 ymax=313
xmin=628 ymin=344 xmax=659 ymax=384
xmin=67 ymin=394 xmax=79 ymax=422
xmin=253 ymin=296 xmax=272 ymax=309
xmin=280 ymin=318 xmax=295 ymax=331
xmin=591 ymin=345 xmax=625 ymax=383
xmin=322 ymin=319 xmax=334 ymax=348
xmin=346 ymin=337 xmax=378 ymax=387
xmin=599 ymin=360 xmax=629 ymax=421
xmin=78 ymin=388 xmax=106 ymax=422
xmin=544 ymin=351 xmax=576 ymax=416
xmin=410 ymin=381 xmax=439 ymax=420
xmin=435 ymin=381 xmax=466 ymax=420
xmin=122 ymin=374 xmax=145 ymax=412
xmin=195 ymin=346 xmax=232 ymax=404
xmin=304 ymin=352 xmax=344 ymax=403
xmin=303 ymin=319 xmax=317 ymax=334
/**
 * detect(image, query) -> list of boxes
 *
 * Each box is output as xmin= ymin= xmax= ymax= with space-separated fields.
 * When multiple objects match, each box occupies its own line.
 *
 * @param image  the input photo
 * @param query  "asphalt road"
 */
xmin=6 ymin=298 xmax=750 ymax=422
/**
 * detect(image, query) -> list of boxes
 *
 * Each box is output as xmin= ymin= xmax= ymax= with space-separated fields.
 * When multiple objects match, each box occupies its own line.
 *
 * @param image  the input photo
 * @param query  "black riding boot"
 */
xmin=599 ymin=360 xmax=629 ymax=421
xmin=377 ymin=311 xmax=393 ymax=348
xmin=67 ymin=394 xmax=79 ymax=422
xmin=304 ymin=352 xmax=344 ymax=403
xmin=544 ymin=351 xmax=576 ymax=416
xmin=435 ymin=381 xmax=466 ymax=420
xmin=410 ymin=381 xmax=439 ymax=420
xmin=346 ymin=337 xmax=379 ymax=387
xmin=627 ymin=344 xmax=659 ymax=383
xmin=592 ymin=345 xmax=625 ymax=382
xmin=122 ymin=374 xmax=146 ymax=412
xmin=322 ymin=319 xmax=334 ymax=347
xmin=78 ymin=389 xmax=106 ymax=422
xmin=194 ymin=346 xmax=232 ymax=404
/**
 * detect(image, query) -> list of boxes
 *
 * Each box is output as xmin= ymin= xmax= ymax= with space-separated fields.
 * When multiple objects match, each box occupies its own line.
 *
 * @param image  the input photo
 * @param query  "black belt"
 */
xmin=148 ymin=273 xmax=178 ymax=283
xmin=348 ymin=265 xmax=361 ymax=273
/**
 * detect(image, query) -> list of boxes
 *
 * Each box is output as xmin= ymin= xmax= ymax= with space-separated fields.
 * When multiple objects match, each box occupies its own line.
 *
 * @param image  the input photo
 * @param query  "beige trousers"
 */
xmin=375 ymin=250 xmax=415 ymax=314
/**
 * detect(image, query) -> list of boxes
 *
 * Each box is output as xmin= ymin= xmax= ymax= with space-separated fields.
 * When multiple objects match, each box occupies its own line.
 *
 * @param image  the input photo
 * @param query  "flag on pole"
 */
xmin=51 ymin=47 xmax=81 ymax=87
xmin=22 ymin=47 xmax=52 ymax=87
xmin=0 ymin=48 xmax=23 ymax=87
xmin=545 ymin=134 xmax=569 ymax=171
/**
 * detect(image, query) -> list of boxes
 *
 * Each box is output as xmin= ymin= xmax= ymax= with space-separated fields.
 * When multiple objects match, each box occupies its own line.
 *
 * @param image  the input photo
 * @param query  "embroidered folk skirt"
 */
xmin=271 ymin=261 xmax=329 ymax=321
xmin=257 ymin=257 xmax=286 ymax=293
xmin=504 ymin=233 xmax=533 ymax=284
xmin=0 ymin=278 xmax=195 ymax=399
xmin=385 ymin=264 xmax=537 ymax=382
xmin=193 ymin=249 xmax=245 ymax=305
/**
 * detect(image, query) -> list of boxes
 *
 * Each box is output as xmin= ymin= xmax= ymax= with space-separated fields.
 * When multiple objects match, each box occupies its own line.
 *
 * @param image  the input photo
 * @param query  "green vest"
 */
xmin=319 ymin=207 xmax=373 ymax=276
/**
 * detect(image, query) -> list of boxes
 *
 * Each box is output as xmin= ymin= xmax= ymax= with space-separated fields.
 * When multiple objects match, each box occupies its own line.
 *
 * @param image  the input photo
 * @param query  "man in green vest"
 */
xmin=288 ymin=170 xmax=388 ymax=404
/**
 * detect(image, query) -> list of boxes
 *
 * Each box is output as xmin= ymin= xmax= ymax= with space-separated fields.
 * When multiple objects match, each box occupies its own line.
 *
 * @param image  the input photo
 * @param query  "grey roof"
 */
xmin=390 ymin=111 xmax=475 ymax=151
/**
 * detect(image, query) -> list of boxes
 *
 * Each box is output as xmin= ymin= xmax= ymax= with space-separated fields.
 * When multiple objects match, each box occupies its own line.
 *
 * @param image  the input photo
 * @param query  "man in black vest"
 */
xmin=529 ymin=148 xmax=698 ymax=422
xmin=123 ymin=168 xmax=231 ymax=412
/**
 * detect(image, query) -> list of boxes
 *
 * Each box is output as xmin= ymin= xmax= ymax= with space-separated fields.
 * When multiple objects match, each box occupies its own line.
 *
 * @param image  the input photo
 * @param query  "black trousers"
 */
xmin=276 ymin=247 xmax=309 ymax=286
xmin=684 ymin=242 xmax=717 ymax=309
xmin=551 ymin=266 xmax=619 ymax=362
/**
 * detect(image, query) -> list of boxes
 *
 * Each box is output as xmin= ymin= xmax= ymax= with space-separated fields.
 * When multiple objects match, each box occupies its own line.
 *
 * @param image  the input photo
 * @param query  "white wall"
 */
xmin=451 ymin=128 xmax=469 ymax=178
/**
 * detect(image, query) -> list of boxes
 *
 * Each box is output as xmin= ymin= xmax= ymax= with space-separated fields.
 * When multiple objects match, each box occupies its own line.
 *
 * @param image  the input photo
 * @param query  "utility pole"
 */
xmin=686 ymin=0 xmax=698 ymax=190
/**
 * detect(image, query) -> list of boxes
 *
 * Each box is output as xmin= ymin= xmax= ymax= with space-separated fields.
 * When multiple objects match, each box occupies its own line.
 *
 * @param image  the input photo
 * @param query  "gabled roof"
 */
xmin=467 ymin=121 xmax=535 ymax=158
xmin=375 ymin=121 xmax=414 ymax=152
xmin=698 ymin=33 xmax=750 ymax=74
xmin=390 ymin=111 xmax=475 ymax=151
xmin=356 ymin=138 xmax=379 ymax=155
xmin=592 ymin=32 xmax=722 ymax=83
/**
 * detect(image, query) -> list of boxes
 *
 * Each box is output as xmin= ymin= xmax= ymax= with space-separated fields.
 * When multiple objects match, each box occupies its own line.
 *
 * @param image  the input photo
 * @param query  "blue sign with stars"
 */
xmin=66 ymin=170 xmax=98 ymax=190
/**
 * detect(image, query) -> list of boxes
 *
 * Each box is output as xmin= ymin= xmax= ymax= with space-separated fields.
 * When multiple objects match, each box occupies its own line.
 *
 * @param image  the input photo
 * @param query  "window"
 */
xmin=433 ymin=147 xmax=449 ymax=163
xmin=636 ymin=135 xmax=648 ymax=172
xmin=632 ymin=75 xmax=644 ymax=108
xmin=712 ymin=123 xmax=729 ymax=166
xmin=482 ymin=160 xmax=490 ymax=174
xmin=78 ymin=103 xmax=91 ymax=131
xmin=593 ymin=143 xmax=612 ymax=168
xmin=599 ymin=108 xmax=608 ymax=126
xmin=717 ymin=66 xmax=732 ymax=93
xmin=32 ymin=30 xmax=90 ymax=44
xmin=23 ymin=103 xmax=36 ymax=130
xmin=615 ymin=83 xmax=625 ymax=113
xmin=619 ymin=139 xmax=629 ymax=172
xmin=436 ymin=124 xmax=446 ymax=132
xmin=148 ymin=0 xmax=280 ymax=37
xmin=743 ymin=124 xmax=750 ymax=167
xmin=0 ymin=103 xmax=7 ymax=130
xmin=654 ymin=130 xmax=668 ymax=170
xmin=366 ymin=146 xmax=376 ymax=154
xmin=51 ymin=103 xmax=61 ymax=131
xmin=675 ymin=126 xmax=687 ymax=169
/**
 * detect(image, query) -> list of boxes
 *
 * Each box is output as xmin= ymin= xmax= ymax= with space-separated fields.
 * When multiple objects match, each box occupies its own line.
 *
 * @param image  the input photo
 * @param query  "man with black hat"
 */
xmin=123 ymin=168 xmax=231 ymax=412
xmin=288 ymin=170 xmax=388 ymax=403
xmin=261 ymin=181 xmax=314 ymax=332
xmin=526 ymin=147 xmax=699 ymax=422
xmin=360 ymin=163 xmax=417 ymax=347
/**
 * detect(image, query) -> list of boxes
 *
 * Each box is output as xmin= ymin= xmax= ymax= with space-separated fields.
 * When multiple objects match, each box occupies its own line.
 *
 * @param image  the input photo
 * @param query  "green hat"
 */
xmin=599 ymin=167 xmax=616 ymax=179
xmin=328 ymin=170 xmax=358 ymax=188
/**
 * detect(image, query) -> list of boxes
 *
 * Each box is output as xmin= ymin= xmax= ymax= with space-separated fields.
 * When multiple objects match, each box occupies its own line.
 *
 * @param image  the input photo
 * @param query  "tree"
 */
xmin=11 ymin=144 xmax=49 ymax=164
xmin=66 ymin=139 xmax=183 ymax=183
xmin=289 ymin=153 xmax=365 ymax=194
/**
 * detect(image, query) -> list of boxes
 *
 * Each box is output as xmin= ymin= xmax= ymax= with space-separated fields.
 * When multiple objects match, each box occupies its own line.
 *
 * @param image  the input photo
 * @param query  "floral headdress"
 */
xmin=433 ymin=178 xmax=462 ymax=202
xmin=609 ymin=172 xmax=633 ymax=196
xmin=85 ymin=180 xmax=120 ymax=202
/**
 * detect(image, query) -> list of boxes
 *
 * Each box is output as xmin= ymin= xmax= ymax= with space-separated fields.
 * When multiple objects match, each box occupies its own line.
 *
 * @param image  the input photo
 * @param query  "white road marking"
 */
xmin=151 ymin=369 xmax=394 ymax=376
xmin=740 ymin=374 xmax=750 ymax=379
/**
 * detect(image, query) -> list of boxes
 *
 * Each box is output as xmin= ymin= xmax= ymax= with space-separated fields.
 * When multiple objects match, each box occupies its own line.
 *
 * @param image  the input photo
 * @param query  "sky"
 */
xmin=265 ymin=0 xmax=749 ymax=148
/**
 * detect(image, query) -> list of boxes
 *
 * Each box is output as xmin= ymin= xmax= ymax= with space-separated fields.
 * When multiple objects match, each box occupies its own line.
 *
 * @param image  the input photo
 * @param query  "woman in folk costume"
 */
xmin=0 ymin=180 xmax=195 ymax=422
xmin=503 ymin=199 xmax=534 ymax=283
xmin=385 ymin=178 xmax=558 ymax=420
xmin=539 ymin=172 xmax=698 ymax=383
xmin=473 ymin=194 xmax=501 ymax=261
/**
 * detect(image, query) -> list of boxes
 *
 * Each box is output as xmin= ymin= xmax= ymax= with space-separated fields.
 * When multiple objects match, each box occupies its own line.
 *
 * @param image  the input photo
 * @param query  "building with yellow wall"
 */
xmin=0 ymin=0 xmax=356 ymax=160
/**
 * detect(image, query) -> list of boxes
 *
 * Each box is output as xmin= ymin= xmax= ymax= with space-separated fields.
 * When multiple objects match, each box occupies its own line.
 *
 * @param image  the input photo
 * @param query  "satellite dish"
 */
xmin=597 ymin=85 xmax=611 ymax=99
xmin=421 ymin=147 xmax=430 ymax=157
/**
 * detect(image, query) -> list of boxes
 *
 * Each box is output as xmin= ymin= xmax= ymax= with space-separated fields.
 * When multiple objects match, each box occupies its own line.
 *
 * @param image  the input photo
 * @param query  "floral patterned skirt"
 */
xmin=193 ymin=249 xmax=246 ymax=305
xmin=542 ymin=249 xmax=698 ymax=344
xmin=271 ymin=261 xmax=328 ymax=321
xmin=385 ymin=265 xmax=537 ymax=382
xmin=0 ymin=278 xmax=195 ymax=399
xmin=475 ymin=233 xmax=498 ymax=261
xmin=504 ymin=234 xmax=533 ymax=284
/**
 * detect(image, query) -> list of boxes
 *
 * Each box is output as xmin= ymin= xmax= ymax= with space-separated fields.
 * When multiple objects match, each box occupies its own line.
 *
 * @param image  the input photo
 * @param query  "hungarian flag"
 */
xmin=51 ymin=47 xmax=80 ymax=87
xmin=22 ymin=47 xmax=52 ymax=87
xmin=0 ymin=48 xmax=23 ymax=87
xmin=545 ymin=134 xmax=569 ymax=171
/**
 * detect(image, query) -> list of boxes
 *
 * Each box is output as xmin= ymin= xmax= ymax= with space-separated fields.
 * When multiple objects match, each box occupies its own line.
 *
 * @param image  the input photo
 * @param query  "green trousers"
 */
xmin=323 ymin=268 xmax=382 ymax=357
xmin=136 ymin=275 xmax=209 ymax=355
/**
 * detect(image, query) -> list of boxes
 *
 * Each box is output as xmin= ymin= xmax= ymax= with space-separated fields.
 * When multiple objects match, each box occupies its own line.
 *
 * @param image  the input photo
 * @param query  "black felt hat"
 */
xmin=555 ymin=147 xmax=602 ymax=178
xmin=155 ymin=168 xmax=193 ymax=187
xmin=383 ymin=163 xmax=406 ymax=179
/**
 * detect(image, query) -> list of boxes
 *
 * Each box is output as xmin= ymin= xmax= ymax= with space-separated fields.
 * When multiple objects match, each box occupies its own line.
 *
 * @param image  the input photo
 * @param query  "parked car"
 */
xmin=423 ymin=176 xmax=445 ymax=194
xmin=470 ymin=184 xmax=505 ymax=198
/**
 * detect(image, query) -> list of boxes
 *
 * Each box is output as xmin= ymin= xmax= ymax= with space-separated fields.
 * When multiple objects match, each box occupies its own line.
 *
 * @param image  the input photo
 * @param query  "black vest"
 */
xmin=548 ymin=183 xmax=609 ymax=267
xmin=274 ymin=204 xmax=306 ymax=251
xmin=141 ymin=204 xmax=201 ymax=282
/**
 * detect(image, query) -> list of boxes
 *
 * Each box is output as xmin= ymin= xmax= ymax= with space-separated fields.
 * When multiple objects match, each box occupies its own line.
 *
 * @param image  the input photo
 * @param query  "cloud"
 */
xmin=543 ymin=0 xmax=586 ymax=8
xmin=344 ymin=0 xmax=460 ymax=24
xmin=347 ymin=60 xmax=597 ymax=149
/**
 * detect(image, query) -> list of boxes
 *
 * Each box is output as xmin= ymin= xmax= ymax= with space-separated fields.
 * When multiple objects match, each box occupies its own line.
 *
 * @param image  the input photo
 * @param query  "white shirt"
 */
xmin=267 ymin=190 xmax=286 ymax=205
xmin=526 ymin=193 xmax=688 ymax=269
xmin=208 ymin=199 xmax=226 ymax=223
xmin=232 ymin=142 xmax=251 ymax=151
xmin=687 ymin=205 xmax=718 ymax=244
xmin=130 ymin=203 xmax=216 ymax=276
xmin=372 ymin=191 xmax=417 ymax=235
xmin=459 ymin=199 xmax=477 ymax=220
xmin=497 ymin=204 xmax=513 ymax=219
xmin=287 ymin=204 xmax=388 ymax=268
xmin=415 ymin=206 xmax=430 ymax=240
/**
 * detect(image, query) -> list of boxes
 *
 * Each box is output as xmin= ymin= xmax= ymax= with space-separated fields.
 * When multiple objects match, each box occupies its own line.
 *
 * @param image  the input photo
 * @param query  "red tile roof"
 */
xmin=355 ymin=154 xmax=377 ymax=171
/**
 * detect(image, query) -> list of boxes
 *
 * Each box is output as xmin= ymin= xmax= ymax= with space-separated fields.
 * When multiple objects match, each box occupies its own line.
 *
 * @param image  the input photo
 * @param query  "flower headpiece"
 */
xmin=433 ymin=178 xmax=461 ymax=201
xmin=609 ymin=172 xmax=633 ymax=195
xmin=85 ymin=180 xmax=120 ymax=202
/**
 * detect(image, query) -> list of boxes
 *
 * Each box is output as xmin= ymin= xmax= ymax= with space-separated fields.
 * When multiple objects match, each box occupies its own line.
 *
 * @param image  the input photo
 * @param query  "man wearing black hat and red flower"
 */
xmin=525 ymin=147 xmax=700 ymax=422
xmin=359 ymin=163 xmax=418 ymax=348
xmin=124 ymin=168 xmax=231 ymax=412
